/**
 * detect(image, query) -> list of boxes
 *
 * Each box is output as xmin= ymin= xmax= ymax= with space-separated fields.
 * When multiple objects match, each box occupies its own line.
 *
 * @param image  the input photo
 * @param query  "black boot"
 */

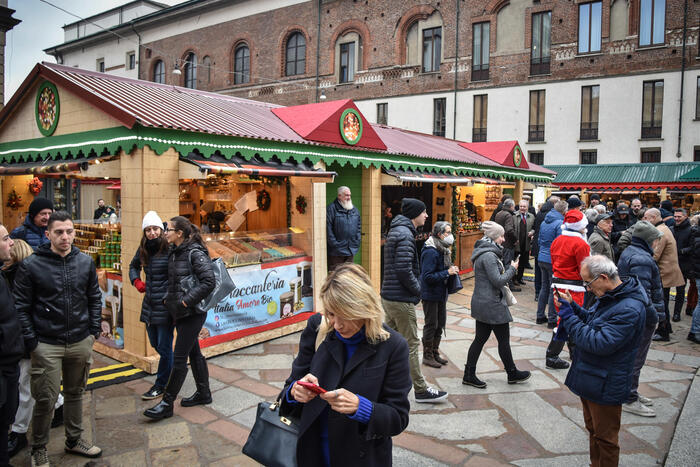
xmin=546 ymin=338 xmax=570 ymax=369
xmin=181 ymin=355 xmax=212 ymax=407
xmin=672 ymin=312 xmax=681 ymax=322
xmin=433 ymin=335 xmax=448 ymax=366
xmin=144 ymin=368 xmax=187 ymax=420
xmin=506 ymin=367 xmax=531 ymax=384
xmin=546 ymin=357 xmax=570 ymax=369
xmin=462 ymin=366 xmax=486 ymax=388
xmin=8 ymin=431 xmax=27 ymax=458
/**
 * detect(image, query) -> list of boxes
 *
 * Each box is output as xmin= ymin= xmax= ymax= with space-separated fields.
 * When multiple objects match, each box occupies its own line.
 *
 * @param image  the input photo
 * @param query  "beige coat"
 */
xmin=653 ymin=223 xmax=685 ymax=288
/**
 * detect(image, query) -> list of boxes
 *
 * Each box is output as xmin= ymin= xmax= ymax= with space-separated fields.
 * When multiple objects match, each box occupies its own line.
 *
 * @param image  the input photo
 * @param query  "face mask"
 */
xmin=441 ymin=234 xmax=454 ymax=246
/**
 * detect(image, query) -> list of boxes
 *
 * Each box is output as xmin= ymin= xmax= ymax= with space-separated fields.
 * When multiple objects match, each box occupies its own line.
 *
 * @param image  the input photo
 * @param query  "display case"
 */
xmin=203 ymin=229 xmax=308 ymax=269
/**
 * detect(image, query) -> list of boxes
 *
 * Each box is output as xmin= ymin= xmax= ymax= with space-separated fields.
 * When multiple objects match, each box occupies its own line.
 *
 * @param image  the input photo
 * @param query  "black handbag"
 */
xmin=447 ymin=273 xmax=463 ymax=294
xmin=243 ymin=398 xmax=299 ymax=467
xmin=182 ymin=250 xmax=235 ymax=311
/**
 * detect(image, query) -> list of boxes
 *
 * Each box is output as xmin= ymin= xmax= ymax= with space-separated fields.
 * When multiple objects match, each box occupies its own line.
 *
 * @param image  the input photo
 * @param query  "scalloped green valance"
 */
xmin=0 ymin=125 xmax=555 ymax=183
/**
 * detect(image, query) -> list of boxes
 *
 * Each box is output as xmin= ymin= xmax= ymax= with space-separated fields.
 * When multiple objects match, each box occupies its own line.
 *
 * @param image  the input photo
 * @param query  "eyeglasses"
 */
xmin=583 ymin=274 xmax=602 ymax=289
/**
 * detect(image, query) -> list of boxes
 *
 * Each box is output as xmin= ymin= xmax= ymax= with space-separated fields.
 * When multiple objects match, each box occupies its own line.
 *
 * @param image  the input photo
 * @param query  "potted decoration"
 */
xmin=28 ymin=177 xmax=43 ymax=195
xmin=6 ymin=189 xmax=22 ymax=210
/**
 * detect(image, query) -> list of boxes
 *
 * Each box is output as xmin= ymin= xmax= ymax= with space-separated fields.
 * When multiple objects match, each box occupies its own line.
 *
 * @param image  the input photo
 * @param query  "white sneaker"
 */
xmin=622 ymin=400 xmax=656 ymax=417
xmin=638 ymin=395 xmax=654 ymax=406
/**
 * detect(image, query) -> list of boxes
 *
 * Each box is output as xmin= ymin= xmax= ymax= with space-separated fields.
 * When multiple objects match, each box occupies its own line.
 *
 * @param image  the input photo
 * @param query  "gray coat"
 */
xmin=469 ymin=239 xmax=516 ymax=325
xmin=588 ymin=226 xmax=614 ymax=261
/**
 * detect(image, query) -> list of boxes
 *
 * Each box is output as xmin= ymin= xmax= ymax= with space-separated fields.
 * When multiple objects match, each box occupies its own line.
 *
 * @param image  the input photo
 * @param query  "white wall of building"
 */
xmin=355 ymin=69 xmax=700 ymax=165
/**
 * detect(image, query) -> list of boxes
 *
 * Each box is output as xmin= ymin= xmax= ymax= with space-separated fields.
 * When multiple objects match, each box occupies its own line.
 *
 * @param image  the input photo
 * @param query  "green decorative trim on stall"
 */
xmin=0 ymin=126 xmax=555 ymax=183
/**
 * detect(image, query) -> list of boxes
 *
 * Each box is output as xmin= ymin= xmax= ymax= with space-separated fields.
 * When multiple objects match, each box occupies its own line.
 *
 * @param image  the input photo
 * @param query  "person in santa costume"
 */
xmin=545 ymin=209 xmax=591 ymax=369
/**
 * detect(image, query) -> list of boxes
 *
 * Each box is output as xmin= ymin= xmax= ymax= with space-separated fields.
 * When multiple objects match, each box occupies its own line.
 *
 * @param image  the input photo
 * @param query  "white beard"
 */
xmin=340 ymin=199 xmax=353 ymax=210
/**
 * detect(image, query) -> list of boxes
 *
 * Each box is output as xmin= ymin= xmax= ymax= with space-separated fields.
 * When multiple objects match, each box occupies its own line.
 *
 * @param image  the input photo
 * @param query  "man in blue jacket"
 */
xmin=536 ymin=199 xmax=567 ymax=326
xmin=381 ymin=198 xmax=447 ymax=403
xmin=10 ymin=197 xmax=53 ymax=250
xmin=555 ymin=255 xmax=645 ymax=467
xmin=326 ymin=186 xmax=361 ymax=271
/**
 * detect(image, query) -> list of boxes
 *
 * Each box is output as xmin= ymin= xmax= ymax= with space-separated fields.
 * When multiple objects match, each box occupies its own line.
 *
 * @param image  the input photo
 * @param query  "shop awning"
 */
xmin=181 ymin=152 xmax=336 ymax=179
xmin=679 ymin=166 xmax=700 ymax=181
xmin=545 ymin=162 xmax=700 ymax=190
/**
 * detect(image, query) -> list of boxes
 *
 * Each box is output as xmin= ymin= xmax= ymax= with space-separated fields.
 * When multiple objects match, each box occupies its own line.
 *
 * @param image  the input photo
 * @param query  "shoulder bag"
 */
xmin=182 ymin=250 xmax=235 ymax=311
xmin=447 ymin=273 xmax=463 ymax=294
xmin=242 ymin=397 xmax=299 ymax=467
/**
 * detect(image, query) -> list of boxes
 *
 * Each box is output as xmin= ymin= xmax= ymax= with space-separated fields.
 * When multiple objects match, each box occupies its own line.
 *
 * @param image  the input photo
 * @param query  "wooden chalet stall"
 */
xmin=0 ymin=63 xmax=555 ymax=372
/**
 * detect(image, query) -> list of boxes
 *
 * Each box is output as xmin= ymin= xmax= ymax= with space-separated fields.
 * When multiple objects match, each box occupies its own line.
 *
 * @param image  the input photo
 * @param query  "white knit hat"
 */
xmin=142 ymin=211 xmax=164 ymax=230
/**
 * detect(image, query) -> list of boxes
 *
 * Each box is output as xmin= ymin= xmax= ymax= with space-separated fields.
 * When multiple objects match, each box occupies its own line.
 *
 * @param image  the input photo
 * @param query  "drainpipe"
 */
xmin=315 ymin=0 xmax=321 ymax=103
xmin=452 ymin=0 xmax=460 ymax=140
xmin=676 ymin=0 xmax=687 ymax=159
xmin=130 ymin=21 xmax=142 ymax=79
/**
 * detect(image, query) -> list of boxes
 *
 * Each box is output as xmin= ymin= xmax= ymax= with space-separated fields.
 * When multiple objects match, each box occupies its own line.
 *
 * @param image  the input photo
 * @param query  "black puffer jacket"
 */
xmin=165 ymin=239 xmax=215 ymax=320
xmin=691 ymin=225 xmax=700 ymax=278
xmin=14 ymin=245 xmax=101 ymax=348
xmin=381 ymin=215 xmax=421 ymax=304
xmin=129 ymin=247 xmax=171 ymax=326
xmin=0 ymin=275 xmax=24 ymax=366
xmin=673 ymin=219 xmax=694 ymax=278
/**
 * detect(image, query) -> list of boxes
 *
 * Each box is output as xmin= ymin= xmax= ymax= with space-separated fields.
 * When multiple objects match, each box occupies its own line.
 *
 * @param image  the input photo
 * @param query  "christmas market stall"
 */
xmin=0 ymin=63 xmax=556 ymax=371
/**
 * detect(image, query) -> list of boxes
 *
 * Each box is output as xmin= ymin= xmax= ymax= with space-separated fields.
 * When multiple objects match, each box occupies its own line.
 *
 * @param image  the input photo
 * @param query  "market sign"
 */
xmin=339 ymin=108 xmax=363 ymax=145
xmin=35 ymin=81 xmax=60 ymax=136
xmin=513 ymin=145 xmax=522 ymax=167
xmin=199 ymin=256 xmax=314 ymax=347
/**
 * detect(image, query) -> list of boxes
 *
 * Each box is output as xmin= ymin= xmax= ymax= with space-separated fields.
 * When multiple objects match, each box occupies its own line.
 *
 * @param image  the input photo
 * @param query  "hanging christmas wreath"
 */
xmin=6 ymin=189 xmax=22 ymax=210
xmin=28 ymin=177 xmax=43 ymax=195
xmin=295 ymin=195 xmax=307 ymax=214
xmin=257 ymin=189 xmax=271 ymax=211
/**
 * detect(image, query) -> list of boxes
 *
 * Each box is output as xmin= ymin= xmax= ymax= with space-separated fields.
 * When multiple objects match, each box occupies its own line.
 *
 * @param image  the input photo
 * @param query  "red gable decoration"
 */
xmin=272 ymin=99 xmax=387 ymax=150
xmin=459 ymin=141 xmax=529 ymax=170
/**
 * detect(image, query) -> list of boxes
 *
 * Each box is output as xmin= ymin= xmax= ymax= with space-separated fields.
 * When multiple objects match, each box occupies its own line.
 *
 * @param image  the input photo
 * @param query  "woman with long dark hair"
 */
xmin=144 ymin=216 xmax=215 ymax=420
xmin=129 ymin=211 xmax=172 ymax=400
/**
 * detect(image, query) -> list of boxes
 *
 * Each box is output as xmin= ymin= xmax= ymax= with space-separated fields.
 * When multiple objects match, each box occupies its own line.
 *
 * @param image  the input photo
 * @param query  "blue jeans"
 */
xmin=626 ymin=323 xmax=656 ymax=403
xmin=692 ymin=279 xmax=700 ymax=339
xmin=537 ymin=262 xmax=555 ymax=322
xmin=146 ymin=324 xmax=174 ymax=388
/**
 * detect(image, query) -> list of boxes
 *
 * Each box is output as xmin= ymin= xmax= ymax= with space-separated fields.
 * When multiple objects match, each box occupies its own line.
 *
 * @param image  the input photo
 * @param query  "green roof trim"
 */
xmin=545 ymin=162 xmax=700 ymax=185
xmin=0 ymin=126 xmax=555 ymax=182
xmin=679 ymin=166 xmax=700 ymax=181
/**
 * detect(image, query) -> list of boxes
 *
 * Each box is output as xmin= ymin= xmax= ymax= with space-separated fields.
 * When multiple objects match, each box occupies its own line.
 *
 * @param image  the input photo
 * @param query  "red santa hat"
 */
xmin=562 ymin=209 xmax=588 ymax=232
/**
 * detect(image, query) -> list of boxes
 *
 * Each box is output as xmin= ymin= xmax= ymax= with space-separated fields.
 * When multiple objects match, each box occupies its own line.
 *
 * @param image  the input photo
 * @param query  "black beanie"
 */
xmin=660 ymin=200 xmax=673 ymax=212
xmin=589 ymin=194 xmax=600 ymax=201
xmin=567 ymin=197 xmax=583 ymax=209
xmin=28 ymin=197 xmax=54 ymax=219
xmin=401 ymin=198 xmax=427 ymax=220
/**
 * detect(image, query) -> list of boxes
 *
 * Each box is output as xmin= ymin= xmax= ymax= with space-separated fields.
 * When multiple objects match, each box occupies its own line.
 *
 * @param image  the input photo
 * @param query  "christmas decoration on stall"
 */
xmin=451 ymin=186 xmax=458 ymax=263
xmin=27 ymin=177 xmax=43 ymax=195
xmin=257 ymin=189 xmax=271 ymax=211
xmin=295 ymin=195 xmax=307 ymax=214
xmin=6 ymin=189 xmax=22 ymax=210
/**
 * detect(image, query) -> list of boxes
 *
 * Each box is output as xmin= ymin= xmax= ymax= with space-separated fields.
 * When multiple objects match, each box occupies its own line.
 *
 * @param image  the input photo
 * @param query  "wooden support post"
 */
xmin=660 ymin=188 xmax=668 ymax=201
xmin=119 ymin=145 xmax=179 ymax=371
xmin=361 ymin=165 xmax=382 ymax=292
xmin=514 ymin=179 xmax=524 ymax=203
xmin=312 ymin=162 xmax=328 ymax=312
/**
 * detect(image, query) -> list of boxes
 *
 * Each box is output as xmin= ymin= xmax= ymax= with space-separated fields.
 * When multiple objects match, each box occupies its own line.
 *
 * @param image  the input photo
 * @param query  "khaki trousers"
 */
xmin=30 ymin=336 xmax=94 ymax=448
xmin=581 ymin=397 xmax=622 ymax=467
xmin=382 ymin=298 xmax=427 ymax=393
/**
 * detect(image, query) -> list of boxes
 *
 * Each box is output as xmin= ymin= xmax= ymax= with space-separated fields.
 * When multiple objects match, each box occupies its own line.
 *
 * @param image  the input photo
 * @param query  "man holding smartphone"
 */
xmin=546 ymin=209 xmax=590 ymax=370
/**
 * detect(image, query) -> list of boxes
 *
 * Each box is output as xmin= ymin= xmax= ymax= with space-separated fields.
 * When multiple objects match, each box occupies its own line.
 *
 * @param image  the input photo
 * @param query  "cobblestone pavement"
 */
xmin=12 ymin=275 xmax=700 ymax=466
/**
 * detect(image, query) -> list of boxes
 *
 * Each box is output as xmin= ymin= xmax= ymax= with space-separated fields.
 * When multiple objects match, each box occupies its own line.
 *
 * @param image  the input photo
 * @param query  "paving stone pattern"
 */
xmin=12 ymin=277 xmax=699 ymax=466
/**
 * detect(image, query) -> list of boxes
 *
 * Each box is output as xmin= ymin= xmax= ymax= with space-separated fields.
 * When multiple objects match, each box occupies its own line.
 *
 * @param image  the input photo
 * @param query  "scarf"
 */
xmin=481 ymin=235 xmax=503 ymax=250
xmin=425 ymin=235 xmax=452 ymax=267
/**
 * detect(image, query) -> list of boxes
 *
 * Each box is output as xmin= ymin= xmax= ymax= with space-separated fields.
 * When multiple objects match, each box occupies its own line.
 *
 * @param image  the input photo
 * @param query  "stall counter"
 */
xmin=457 ymin=231 xmax=482 ymax=276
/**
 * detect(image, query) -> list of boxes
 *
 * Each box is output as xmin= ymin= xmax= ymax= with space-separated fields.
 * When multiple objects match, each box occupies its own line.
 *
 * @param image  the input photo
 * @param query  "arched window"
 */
xmin=153 ymin=60 xmax=165 ymax=84
xmin=202 ymin=56 xmax=211 ymax=84
xmin=234 ymin=44 xmax=250 ymax=84
xmin=183 ymin=52 xmax=197 ymax=89
xmin=285 ymin=32 xmax=305 ymax=76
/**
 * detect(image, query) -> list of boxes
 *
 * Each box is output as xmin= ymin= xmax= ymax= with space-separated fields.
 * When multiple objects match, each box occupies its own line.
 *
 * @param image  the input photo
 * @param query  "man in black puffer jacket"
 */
xmin=381 ymin=198 xmax=447 ymax=403
xmin=0 ymin=222 xmax=24 ymax=467
xmin=13 ymin=211 xmax=102 ymax=464
xmin=672 ymin=209 xmax=693 ymax=321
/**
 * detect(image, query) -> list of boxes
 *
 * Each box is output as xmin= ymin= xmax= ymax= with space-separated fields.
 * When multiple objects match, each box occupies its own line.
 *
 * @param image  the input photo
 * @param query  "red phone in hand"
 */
xmin=297 ymin=381 xmax=327 ymax=394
